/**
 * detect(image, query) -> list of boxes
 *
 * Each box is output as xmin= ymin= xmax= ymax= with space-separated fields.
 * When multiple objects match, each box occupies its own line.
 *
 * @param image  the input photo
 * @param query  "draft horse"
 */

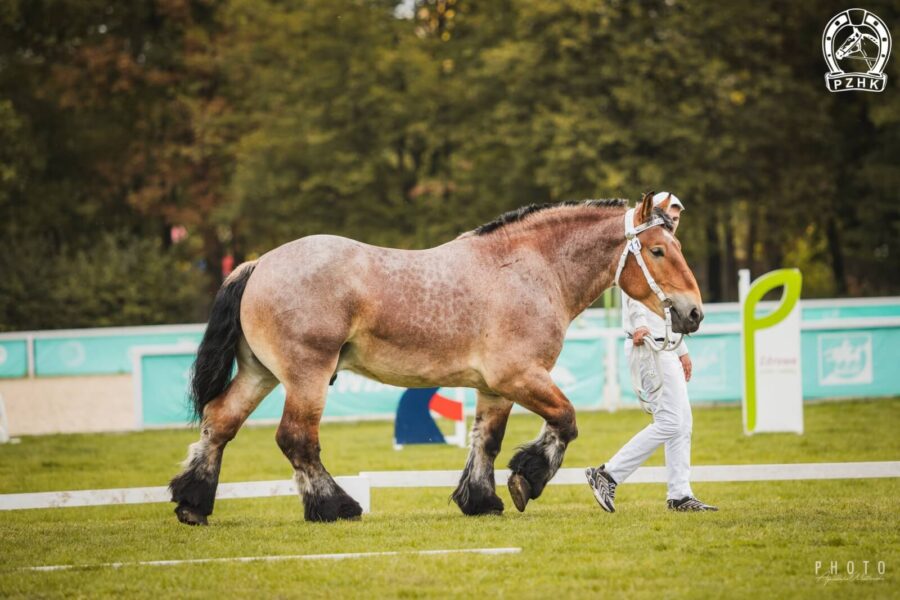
xmin=169 ymin=192 xmax=704 ymax=524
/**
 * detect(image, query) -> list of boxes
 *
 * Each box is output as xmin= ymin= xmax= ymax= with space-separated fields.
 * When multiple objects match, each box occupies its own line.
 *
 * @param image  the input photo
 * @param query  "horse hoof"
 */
xmin=455 ymin=491 xmax=505 ymax=516
xmin=473 ymin=505 xmax=504 ymax=517
xmin=304 ymin=493 xmax=363 ymax=522
xmin=175 ymin=504 xmax=208 ymax=526
xmin=507 ymin=474 xmax=531 ymax=512
xmin=476 ymin=493 xmax=505 ymax=516
xmin=337 ymin=498 xmax=364 ymax=521
xmin=304 ymin=510 xmax=361 ymax=523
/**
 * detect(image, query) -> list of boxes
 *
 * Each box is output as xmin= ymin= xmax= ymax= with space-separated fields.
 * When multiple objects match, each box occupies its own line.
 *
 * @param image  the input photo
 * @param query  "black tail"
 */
xmin=189 ymin=262 xmax=257 ymax=421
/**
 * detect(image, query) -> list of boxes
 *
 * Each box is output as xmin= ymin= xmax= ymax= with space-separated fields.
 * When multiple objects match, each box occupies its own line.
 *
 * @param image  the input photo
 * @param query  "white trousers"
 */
xmin=606 ymin=341 xmax=693 ymax=500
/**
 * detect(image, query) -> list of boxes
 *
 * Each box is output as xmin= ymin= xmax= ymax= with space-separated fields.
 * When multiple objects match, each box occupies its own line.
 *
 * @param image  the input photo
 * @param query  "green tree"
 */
xmin=0 ymin=232 xmax=206 ymax=330
xmin=0 ymin=0 xmax=897 ymax=332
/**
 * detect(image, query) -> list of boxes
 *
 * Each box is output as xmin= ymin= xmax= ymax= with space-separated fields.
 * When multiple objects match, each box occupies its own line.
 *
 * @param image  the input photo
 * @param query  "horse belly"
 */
xmin=338 ymin=336 xmax=487 ymax=390
xmin=344 ymin=253 xmax=488 ymax=387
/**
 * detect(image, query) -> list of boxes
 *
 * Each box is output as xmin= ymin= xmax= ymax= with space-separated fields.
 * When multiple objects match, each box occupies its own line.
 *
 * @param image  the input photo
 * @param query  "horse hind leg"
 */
xmin=170 ymin=339 xmax=277 ymax=525
xmin=276 ymin=356 xmax=362 ymax=522
xmin=451 ymin=391 xmax=512 ymax=516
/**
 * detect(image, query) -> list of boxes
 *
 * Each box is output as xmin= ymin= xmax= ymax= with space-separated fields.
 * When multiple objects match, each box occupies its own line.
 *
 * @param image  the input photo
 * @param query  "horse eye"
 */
xmin=651 ymin=247 xmax=665 ymax=258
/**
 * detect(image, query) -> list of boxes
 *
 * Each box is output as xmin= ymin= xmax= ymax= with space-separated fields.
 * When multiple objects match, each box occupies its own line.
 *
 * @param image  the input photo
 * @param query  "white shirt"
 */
xmin=621 ymin=290 xmax=689 ymax=357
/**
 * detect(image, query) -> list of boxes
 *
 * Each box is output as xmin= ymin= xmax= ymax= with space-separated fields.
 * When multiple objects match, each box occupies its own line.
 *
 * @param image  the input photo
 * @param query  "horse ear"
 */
xmin=637 ymin=191 xmax=655 ymax=224
xmin=656 ymin=193 xmax=672 ymax=212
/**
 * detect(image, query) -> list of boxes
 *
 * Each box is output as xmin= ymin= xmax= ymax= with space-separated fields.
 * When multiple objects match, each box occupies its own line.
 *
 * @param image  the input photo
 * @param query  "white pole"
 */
xmin=602 ymin=334 xmax=621 ymax=412
xmin=454 ymin=388 xmax=467 ymax=448
xmin=738 ymin=269 xmax=751 ymax=303
xmin=26 ymin=335 xmax=35 ymax=378
xmin=739 ymin=269 xmax=749 ymax=435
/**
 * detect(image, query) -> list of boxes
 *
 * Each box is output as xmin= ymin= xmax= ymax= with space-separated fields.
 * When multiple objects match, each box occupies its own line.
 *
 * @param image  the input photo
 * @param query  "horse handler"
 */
xmin=586 ymin=192 xmax=717 ymax=513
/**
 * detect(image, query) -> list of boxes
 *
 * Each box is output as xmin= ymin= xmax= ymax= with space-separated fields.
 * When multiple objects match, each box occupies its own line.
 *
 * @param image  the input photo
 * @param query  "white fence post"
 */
xmin=602 ymin=333 xmax=621 ymax=412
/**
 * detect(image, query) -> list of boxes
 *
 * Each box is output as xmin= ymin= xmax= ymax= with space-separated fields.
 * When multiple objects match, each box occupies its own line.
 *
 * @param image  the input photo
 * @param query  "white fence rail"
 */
xmin=2 ymin=462 xmax=898 ymax=513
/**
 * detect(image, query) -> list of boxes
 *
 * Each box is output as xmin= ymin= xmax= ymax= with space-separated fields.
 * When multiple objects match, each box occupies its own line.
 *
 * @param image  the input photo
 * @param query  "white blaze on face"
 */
xmin=660 ymin=227 xmax=677 ymax=244
xmin=651 ymin=227 xmax=680 ymax=304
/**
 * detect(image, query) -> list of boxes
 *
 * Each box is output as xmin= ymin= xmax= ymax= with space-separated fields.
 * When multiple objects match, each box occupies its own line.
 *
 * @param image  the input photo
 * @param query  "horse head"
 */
xmin=836 ymin=28 xmax=863 ymax=60
xmin=617 ymin=192 xmax=704 ymax=334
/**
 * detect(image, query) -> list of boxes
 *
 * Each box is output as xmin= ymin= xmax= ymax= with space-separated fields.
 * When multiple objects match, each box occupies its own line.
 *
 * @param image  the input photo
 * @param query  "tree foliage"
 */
xmin=0 ymin=232 xmax=207 ymax=329
xmin=1 ymin=0 xmax=898 ymax=330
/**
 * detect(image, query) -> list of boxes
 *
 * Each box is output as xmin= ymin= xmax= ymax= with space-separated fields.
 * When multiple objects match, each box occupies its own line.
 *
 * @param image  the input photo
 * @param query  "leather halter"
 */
xmin=614 ymin=208 xmax=684 ymax=352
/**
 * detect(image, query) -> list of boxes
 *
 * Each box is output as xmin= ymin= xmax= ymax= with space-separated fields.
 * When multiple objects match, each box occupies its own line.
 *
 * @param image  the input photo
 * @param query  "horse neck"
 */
xmin=492 ymin=209 xmax=626 ymax=320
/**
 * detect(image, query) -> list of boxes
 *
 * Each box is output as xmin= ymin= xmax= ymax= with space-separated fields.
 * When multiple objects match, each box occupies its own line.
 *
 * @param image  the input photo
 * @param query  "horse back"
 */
xmin=240 ymin=233 xmax=566 ymax=388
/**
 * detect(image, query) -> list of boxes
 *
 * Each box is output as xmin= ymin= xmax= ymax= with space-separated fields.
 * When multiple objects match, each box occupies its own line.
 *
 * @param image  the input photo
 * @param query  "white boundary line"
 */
xmin=1 ymin=462 xmax=897 ymax=511
xmin=19 ymin=547 xmax=523 ymax=572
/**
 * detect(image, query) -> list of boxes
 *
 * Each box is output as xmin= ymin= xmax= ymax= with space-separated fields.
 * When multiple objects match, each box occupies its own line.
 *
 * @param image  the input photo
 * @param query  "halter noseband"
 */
xmin=614 ymin=208 xmax=684 ymax=352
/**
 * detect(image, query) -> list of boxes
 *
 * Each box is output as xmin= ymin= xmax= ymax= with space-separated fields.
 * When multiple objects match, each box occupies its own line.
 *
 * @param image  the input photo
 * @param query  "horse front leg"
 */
xmin=451 ymin=391 xmax=513 ymax=516
xmin=500 ymin=369 xmax=578 ymax=512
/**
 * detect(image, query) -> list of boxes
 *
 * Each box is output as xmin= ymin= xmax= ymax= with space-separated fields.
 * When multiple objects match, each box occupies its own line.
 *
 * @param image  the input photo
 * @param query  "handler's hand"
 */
xmin=679 ymin=354 xmax=692 ymax=382
xmin=632 ymin=327 xmax=651 ymax=346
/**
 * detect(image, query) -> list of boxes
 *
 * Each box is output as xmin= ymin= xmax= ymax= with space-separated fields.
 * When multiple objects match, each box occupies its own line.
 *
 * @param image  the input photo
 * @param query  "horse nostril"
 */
xmin=690 ymin=307 xmax=703 ymax=324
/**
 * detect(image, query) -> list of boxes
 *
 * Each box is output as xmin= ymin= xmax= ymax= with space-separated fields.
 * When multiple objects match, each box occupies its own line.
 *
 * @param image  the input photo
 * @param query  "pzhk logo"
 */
xmin=823 ymin=8 xmax=891 ymax=92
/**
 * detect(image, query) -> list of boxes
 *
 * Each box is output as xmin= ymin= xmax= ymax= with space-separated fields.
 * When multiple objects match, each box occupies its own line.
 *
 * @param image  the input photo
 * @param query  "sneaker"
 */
xmin=666 ymin=496 xmax=718 ymax=512
xmin=585 ymin=465 xmax=617 ymax=513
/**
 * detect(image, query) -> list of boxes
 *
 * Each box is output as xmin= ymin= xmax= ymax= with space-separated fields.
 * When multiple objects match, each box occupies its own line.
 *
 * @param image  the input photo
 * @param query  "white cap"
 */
xmin=652 ymin=191 xmax=684 ymax=210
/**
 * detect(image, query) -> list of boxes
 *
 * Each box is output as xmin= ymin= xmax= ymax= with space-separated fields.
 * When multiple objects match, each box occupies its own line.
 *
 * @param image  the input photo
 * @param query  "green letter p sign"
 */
xmin=741 ymin=269 xmax=803 ymax=435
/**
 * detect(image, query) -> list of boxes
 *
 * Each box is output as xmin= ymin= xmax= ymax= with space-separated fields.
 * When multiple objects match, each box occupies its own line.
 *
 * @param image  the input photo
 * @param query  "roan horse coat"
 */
xmin=170 ymin=193 xmax=703 ymax=525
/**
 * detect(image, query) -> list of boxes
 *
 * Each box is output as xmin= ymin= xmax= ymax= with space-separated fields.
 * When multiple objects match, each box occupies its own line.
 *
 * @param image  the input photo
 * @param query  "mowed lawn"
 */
xmin=0 ymin=399 xmax=898 ymax=598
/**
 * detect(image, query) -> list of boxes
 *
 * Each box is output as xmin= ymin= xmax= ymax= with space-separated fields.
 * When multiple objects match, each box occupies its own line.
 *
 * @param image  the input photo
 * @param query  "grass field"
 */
xmin=1 ymin=398 xmax=898 ymax=598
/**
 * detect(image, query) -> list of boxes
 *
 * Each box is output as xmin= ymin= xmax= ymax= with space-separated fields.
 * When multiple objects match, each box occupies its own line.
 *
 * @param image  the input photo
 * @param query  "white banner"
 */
xmin=740 ymin=269 xmax=804 ymax=434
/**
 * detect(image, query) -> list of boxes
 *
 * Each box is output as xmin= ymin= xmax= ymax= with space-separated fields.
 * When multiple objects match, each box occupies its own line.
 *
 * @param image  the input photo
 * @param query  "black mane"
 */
xmin=652 ymin=207 xmax=675 ymax=232
xmin=474 ymin=198 xmax=628 ymax=236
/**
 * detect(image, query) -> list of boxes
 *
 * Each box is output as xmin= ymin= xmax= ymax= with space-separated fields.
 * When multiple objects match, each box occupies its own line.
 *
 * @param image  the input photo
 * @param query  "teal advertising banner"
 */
xmin=615 ymin=327 xmax=900 ymax=406
xmin=139 ymin=351 xmax=198 ymax=426
xmin=4 ymin=300 xmax=899 ymax=429
xmin=578 ymin=300 xmax=900 ymax=329
xmin=0 ymin=340 xmax=27 ymax=378
xmin=36 ymin=332 xmax=203 ymax=376
xmin=139 ymin=324 xmax=900 ymax=427
xmin=139 ymin=336 xmax=607 ymax=427
xmin=802 ymin=327 xmax=900 ymax=399
xmin=616 ymin=334 xmax=745 ymax=407
xmin=2 ymin=299 xmax=897 ymax=379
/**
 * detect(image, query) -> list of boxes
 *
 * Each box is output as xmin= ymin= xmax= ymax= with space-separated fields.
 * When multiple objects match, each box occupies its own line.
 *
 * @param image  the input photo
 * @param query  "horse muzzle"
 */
xmin=669 ymin=300 xmax=704 ymax=334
